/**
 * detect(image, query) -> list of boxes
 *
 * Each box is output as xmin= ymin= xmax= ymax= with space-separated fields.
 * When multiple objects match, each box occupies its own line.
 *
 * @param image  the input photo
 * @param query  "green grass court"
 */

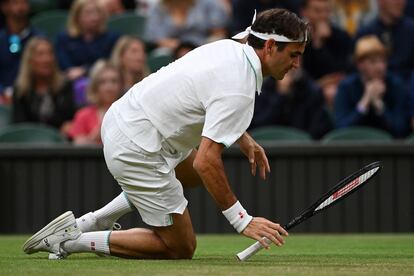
xmin=1 ymin=234 xmax=413 ymax=275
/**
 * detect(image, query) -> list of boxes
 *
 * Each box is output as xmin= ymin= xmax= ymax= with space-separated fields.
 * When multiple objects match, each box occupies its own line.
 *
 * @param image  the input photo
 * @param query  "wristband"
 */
xmin=222 ymin=201 xmax=253 ymax=233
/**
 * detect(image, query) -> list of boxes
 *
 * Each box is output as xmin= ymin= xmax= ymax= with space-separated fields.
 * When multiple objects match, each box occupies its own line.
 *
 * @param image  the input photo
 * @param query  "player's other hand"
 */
xmin=237 ymin=132 xmax=270 ymax=180
xmin=242 ymin=217 xmax=288 ymax=249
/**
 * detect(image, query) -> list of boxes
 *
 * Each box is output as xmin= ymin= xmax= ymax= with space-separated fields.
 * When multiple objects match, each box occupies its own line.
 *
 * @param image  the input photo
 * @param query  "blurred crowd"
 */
xmin=1 ymin=0 xmax=414 ymax=144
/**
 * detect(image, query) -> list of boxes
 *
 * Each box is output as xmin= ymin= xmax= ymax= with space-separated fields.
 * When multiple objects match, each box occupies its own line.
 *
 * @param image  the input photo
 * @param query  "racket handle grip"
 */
xmin=236 ymin=237 xmax=272 ymax=261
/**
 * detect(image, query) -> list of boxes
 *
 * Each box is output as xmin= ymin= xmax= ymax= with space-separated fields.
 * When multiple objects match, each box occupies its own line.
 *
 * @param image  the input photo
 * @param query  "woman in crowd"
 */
xmin=12 ymin=37 xmax=76 ymax=132
xmin=55 ymin=0 xmax=120 ymax=81
xmin=110 ymin=36 xmax=149 ymax=92
xmin=67 ymin=60 xmax=121 ymax=145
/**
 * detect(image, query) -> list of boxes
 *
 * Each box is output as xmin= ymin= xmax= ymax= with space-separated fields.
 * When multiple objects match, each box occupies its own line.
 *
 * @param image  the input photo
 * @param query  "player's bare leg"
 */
xmin=109 ymin=208 xmax=196 ymax=259
xmin=77 ymin=149 xmax=201 ymax=234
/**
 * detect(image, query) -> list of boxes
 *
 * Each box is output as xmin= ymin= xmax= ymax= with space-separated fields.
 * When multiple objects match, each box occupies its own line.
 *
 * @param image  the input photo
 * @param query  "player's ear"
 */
xmin=265 ymin=40 xmax=275 ymax=55
xmin=266 ymin=39 xmax=277 ymax=55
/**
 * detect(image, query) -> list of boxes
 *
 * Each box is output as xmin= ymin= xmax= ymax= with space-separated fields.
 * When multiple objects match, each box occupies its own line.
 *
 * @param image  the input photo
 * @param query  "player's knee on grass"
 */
xmin=168 ymin=237 xmax=196 ymax=259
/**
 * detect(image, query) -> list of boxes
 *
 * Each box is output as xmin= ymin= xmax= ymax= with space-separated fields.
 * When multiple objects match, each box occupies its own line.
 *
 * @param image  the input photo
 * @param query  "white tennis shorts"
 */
xmin=101 ymin=108 xmax=189 ymax=227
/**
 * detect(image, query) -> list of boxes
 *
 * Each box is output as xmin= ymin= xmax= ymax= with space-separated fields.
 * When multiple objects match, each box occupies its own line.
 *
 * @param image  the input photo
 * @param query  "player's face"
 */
xmin=265 ymin=41 xmax=305 ymax=80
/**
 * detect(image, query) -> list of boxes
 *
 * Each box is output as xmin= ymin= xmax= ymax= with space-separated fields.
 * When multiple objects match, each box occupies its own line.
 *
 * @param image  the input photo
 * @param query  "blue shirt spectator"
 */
xmin=55 ymin=0 xmax=120 ymax=81
xmin=355 ymin=0 xmax=414 ymax=80
xmin=335 ymin=35 xmax=410 ymax=138
xmin=0 ymin=27 xmax=40 ymax=94
xmin=145 ymin=0 xmax=228 ymax=49
xmin=55 ymin=31 xmax=119 ymax=71
xmin=0 ymin=0 xmax=41 ymax=99
xmin=335 ymin=72 xmax=409 ymax=137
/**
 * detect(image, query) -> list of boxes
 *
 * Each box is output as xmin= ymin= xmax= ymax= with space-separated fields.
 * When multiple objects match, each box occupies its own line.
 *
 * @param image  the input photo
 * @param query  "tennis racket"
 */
xmin=236 ymin=161 xmax=382 ymax=261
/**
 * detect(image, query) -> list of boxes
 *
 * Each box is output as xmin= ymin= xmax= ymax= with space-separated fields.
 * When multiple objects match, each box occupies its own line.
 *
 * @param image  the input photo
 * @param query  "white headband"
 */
xmin=232 ymin=10 xmax=308 ymax=43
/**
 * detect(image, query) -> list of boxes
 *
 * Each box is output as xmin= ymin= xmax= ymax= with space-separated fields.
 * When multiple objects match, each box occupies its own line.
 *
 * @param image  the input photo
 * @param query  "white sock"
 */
xmin=62 ymin=231 xmax=111 ymax=255
xmin=93 ymin=192 xmax=134 ymax=229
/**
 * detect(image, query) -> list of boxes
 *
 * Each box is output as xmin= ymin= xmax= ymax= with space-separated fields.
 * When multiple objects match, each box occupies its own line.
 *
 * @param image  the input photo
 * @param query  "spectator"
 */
xmin=330 ymin=0 xmax=378 ymax=36
xmin=144 ymin=0 xmax=229 ymax=50
xmin=110 ymin=36 xmax=149 ymax=92
xmin=55 ymin=0 xmax=120 ymax=81
xmin=0 ymin=0 xmax=40 ymax=103
xmin=12 ymin=37 xmax=76 ymax=133
xmin=355 ymin=0 xmax=414 ymax=81
xmin=59 ymin=0 xmax=136 ymax=11
xmin=68 ymin=60 xmax=122 ymax=145
xmin=300 ymin=0 xmax=352 ymax=82
xmin=334 ymin=35 xmax=410 ymax=138
xmin=250 ymin=68 xmax=333 ymax=140
xmin=173 ymin=41 xmax=196 ymax=60
xmin=230 ymin=0 xmax=301 ymax=36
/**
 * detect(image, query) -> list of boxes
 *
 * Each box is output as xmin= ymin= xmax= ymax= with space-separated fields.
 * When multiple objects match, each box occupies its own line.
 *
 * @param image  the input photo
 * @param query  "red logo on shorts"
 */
xmin=239 ymin=212 xmax=244 ymax=219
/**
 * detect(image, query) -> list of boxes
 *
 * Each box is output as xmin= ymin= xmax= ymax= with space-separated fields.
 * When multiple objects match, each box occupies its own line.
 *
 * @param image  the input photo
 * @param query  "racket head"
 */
xmin=284 ymin=161 xmax=381 ymax=230
xmin=312 ymin=161 xmax=381 ymax=215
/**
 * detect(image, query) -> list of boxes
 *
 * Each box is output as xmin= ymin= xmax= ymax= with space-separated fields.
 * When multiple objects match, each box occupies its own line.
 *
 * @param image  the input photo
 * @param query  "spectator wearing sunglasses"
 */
xmin=0 ymin=0 xmax=41 ymax=104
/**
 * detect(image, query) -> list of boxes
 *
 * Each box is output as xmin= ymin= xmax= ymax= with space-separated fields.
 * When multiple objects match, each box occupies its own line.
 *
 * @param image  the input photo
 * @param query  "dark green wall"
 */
xmin=1 ymin=143 xmax=413 ymax=233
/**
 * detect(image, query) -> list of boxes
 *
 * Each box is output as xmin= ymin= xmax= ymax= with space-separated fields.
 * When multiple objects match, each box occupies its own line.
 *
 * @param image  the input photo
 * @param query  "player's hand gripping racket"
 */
xmin=236 ymin=161 xmax=381 ymax=261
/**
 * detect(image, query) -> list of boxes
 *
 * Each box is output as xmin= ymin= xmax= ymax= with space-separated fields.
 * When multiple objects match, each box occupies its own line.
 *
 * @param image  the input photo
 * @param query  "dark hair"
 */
xmin=173 ymin=41 xmax=197 ymax=59
xmin=247 ymin=8 xmax=309 ymax=51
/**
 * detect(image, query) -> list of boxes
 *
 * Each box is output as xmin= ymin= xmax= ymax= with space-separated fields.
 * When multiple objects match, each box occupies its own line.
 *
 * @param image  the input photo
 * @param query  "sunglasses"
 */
xmin=9 ymin=34 xmax=22 ymax=54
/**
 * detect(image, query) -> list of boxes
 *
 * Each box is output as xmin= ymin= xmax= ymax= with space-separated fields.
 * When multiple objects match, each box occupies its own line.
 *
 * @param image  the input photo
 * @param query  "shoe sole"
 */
xmin=22 ymin=211 xmax=74 ymax=254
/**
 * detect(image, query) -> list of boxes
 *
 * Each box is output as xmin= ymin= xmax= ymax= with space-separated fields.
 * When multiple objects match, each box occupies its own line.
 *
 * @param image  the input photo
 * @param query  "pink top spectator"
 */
xmin=68 ymin=105 xmax=102 ymax=144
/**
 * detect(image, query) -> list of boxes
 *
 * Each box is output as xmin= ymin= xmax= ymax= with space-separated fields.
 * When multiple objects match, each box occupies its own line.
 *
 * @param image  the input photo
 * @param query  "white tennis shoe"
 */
xmin=22 ymin=211 xmax=81 ymax=258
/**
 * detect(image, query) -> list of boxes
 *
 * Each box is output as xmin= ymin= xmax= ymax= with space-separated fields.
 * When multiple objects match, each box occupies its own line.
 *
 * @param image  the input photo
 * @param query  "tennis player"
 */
xmin=23 ymin=8 xmax=309 ymax=260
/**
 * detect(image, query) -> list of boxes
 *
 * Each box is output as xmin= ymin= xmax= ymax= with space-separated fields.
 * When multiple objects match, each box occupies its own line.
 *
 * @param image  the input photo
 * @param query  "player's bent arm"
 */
xmin=193 ymin=137 xmax=237 ymax=210
xmin=193 ymin=137 xmax=288 ymax=248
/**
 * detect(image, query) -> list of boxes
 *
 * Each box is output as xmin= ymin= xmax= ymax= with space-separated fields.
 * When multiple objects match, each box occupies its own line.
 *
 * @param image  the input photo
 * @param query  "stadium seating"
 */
xmin=0 ymin=123 xmax=67 ymax=144
xmin=29 ymin=0 xmax=58 ymax=15
xmin=107 ymin=12 xmax=147 ymax=38
xmin=249 ymin=126 xmax=312 ymax=142
xmin=0 ymin=105 xmax=11 ymax=129
xmin=322 ymin=126 xmax=393 ymax=142
xmin=31 ymin=10 xmax=68 ymax=41
xmin=147 ymin=50 xmax=173 ymax=73
xmin=405 ymin=132 xmax=414 ymax=143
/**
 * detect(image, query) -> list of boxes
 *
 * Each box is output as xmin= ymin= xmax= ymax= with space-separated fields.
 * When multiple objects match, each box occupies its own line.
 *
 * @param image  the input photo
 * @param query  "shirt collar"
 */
xmin=242 ymin=43 xmax=263 ymax=95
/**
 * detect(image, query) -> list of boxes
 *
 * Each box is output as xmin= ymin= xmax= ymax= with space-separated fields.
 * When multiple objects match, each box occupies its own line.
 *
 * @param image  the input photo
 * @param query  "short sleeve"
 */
xmin=202 ymin=93 xmax=254 ymax=147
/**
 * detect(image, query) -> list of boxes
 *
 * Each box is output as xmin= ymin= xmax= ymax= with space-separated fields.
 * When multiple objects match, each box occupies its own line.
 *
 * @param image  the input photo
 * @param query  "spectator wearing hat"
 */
xmin=355 ymin=0 xmax=414 ymax=81
xmin=334 ymin=35 xmax=410 ymax=138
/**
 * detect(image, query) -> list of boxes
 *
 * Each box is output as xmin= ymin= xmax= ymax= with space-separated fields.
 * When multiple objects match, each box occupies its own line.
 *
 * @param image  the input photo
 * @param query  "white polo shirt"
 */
xmin=111 ymin=39 xmax=263 ymax=155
